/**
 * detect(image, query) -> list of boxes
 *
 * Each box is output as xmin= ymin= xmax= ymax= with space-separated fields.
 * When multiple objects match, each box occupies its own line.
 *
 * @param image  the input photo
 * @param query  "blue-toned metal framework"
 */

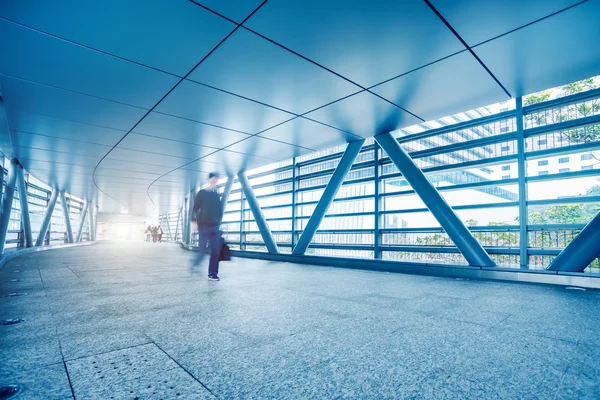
xmin=183 ymin=85 xmax=600 ymax=275
xmin=0 ymin=156 xmax=93 ymax=254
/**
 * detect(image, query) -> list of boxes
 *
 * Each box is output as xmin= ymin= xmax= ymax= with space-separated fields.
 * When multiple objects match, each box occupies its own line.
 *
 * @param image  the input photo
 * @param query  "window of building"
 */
xmin=501 ymin=145 xmax=510 ymax=152
xmin=539 ymin=170 xmax=549 ymax=175
xmin=501 ymin=165 xmax=510 ymax=171
xmin=502 ymin=175 xmax=511 ymax=180
xmin=538 ymin=160 xmax=548 ymax=166
xmin=581 ymin=154 xmax=593 ymax=161
xmin=479 ymin=168 xmax=493 ymax=174
xmin=558 ymin=157 xmax=569 ymax=164
xmin=500 ymin=126 xmax=509 ymax=133
xmin=538 ymin=139 xmax=547 ymax=146
xmin=582 ymin=165 xmax=593 ymax=170
xmin=559 ymin=168 xmax=570 ymax=173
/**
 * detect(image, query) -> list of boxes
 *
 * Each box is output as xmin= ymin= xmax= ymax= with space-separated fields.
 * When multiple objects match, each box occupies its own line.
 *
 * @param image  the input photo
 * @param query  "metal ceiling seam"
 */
xmin=0 ymin=73 xmax=149 ymax=112
xmin=10 ymin=129 xmax=114 ymax=148
xmin=422 ymin=0 xmax=512 ymax=98
xmin=471 ymin=0 xmax=589 ymax=48
xmin=0 ymin=16 xmax=182 ymax=79
xmin=238 ymin=25 xmax=425 ymax=122
xmin=150 ymin=111 xmax=253 ymax=135
xmin=365 ymin=49 xmax=468 ymax=91
xmin=91 ymin=0 xmax=271 ymax=212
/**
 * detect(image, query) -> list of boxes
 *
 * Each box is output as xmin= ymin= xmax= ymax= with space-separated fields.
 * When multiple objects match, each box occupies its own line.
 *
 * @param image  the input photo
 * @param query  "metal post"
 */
xmin=375 ymin=132 xmax=496 ymax=267
xmin=547 ymin=211 xmax=600 ymax=272
xmin=35 ymin=188 xmax=59 ymax=246
xmin=0 ymin=159 xmax=18 ymax=254
xmin=238 ymin=171 xmax=279 ymax=254
xmin=516 ymin=97 xmax=529 ymax=268
xmin=59 ymin=191 xmax=74 ymax=243
xmin=165 ymin=213 xmax=173 ymax=240
xmin=15 ymin=164 xmax=33 ymax=247
xmin=187 ymin=189 xmax=195 ymax=245
xmin=221 ymin=176 xmax=234 ymax=213
xmin=92 ymin=204 xmax=98 ymax=241
xmin=240 ymin=190 xmax=245 ymax=250
xmin=374 ymin=143 xmax=381 ymax=259
xmin=293 ymin=140 xmax=365 ymax=255
xmin=87 ymin=202 xmax=94 ymax=241
xmin=291 ymin=157 xmax=297 ymax=249
xmin=174 ymin=207 xmax=182 ymax=241
xmin=75 ymin=200 xmax=89 ymax=243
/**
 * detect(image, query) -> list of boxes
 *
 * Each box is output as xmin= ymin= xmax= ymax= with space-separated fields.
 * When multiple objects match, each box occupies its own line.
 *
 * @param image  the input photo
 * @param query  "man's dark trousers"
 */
xmin=195 ymin=223 xmax=221 ymax=276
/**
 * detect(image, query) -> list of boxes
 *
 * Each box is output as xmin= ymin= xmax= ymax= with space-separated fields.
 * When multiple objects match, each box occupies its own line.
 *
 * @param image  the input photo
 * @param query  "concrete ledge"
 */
xmin=0 ymin=241 xmax=98 ymax=272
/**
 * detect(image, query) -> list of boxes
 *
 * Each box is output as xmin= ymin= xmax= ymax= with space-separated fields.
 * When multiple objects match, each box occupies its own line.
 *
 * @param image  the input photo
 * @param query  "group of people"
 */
xmin=145 ymin=225 xmax=163 ymax=243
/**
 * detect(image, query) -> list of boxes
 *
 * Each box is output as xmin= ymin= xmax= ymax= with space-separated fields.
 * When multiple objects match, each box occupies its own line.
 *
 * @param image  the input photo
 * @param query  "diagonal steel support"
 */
xmin=187 ymin=190 xmax=195 ymax=245
xmin=547 ymin=211 xmax=600 ymax=272
xmin=221 ymin=176 xmax=234 ymax=215
xmin=36 ymin=188 xmax=59 ymax=246
xmin=293 ymin=140 xmax=365 ymax=255
xmin=375 ymin=132 xmax=495 ymax=267
xmin=0 ymin=159 xmax=18 ymax=254
xmin=165 ymin=213 xmax=173 ymax=240
xmin=75 ymin=200 xmax=89 ymax=243
xmin=15 ymin=162 xmax=33 ymax=248
xmin=238 ymin=171 xmax=279 ymax=254
xmin=174 ymin=207 xmax=182 ymax=241
xmin=59 ymin=191 xmax=74 ymax=243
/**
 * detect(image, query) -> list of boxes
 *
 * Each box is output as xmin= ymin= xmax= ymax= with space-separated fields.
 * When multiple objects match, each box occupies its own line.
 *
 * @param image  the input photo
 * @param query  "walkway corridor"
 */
xmin=1 ymin=242 xmax=599 ymax=399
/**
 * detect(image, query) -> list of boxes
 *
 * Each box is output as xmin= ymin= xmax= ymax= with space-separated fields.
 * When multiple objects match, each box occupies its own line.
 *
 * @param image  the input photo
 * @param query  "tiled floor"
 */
xmin=1 ymin=241 xmax=599 ymax=399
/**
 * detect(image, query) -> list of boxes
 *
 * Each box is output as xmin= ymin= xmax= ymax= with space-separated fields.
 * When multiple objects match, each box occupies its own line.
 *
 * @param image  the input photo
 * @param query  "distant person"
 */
xmin=191 ymin=172 xmax=224 ymax=281
xmin=145 ymin=225 xmax=152 ymax=242
xmin=157 ymin=225 xmax=163 ymax=243
xmin=152 ymin=226 xmax=158 ymax=243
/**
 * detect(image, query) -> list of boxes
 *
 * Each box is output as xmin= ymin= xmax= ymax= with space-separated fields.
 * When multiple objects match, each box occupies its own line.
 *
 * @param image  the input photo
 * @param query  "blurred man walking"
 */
xmin=191 ymin=172 xmax=223 ymax=281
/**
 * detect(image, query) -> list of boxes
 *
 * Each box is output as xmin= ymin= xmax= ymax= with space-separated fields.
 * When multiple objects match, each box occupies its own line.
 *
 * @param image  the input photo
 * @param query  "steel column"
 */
xmin=0 ymin=159 xmax=18 ymax=254
xmin=547 ymin=211 xmax=600 ymax=272
xmin=374 ymin=143 xmax=381 ymax=259
xmin=292 ymin=140 xmax=365 ymax=256
xmin=238 ymin=171 xmax=279 ymax=254
xmin=174 ymin=207 xmax=182 ymax=241
xmin=516 ymin=97 xmax=529 ymax=268
xmin=221 ymin=176 xmax=234 ymax=213
xmin=59 ymin=191 xmax=74 ymax=243
xmin=293 ymin=140 xmax=365 ymax=255
xmin=165 ymin=213 xmax=173 ymax=240
xmin=187 ymin=189 xmax=195 ymax=245
xmin=15 ymin=163 xmax=33 ymax=248
xmin=375 ymin=132 xmax=495 ymax=267
xmin=87 ymin=202 xmax=94 ymax=241
xmin=92 ymin=204 xmax=98 ymax=241
xmin=75 ymin=200 xmax=89 ymax=243
xmin=291 ymin=157 xmax=297 ymax=249
xmin=35 ymin=188 xmax=59 ymax=246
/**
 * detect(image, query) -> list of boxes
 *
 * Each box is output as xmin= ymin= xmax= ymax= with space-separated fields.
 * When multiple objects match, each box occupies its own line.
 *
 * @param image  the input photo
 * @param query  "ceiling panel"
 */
xmin=191 ymin=0 xmax=264 ymax=23
xmin=259 ymin=117 xmax=359 ymax=150
xmin=117 ymin=134 xmax=216 ymax=160
xmin=371 ymin=51 xmax=509 ymax=121
xmin=14 ymin=146 xmax=101 ymax=167
xmin=133 ymin=112 xmax=251 ymax=148
xmin=227 ymin=136 xmax=313 ymax=160
xmin=245 ymin=0 xmax=464 ymax=88
xmin=0 ymin=19 xmax=178 ymax=109
xmin=473 ymin=0 xmax=600 ymax=98
xmin=104 ymin=148 xmax=193 ymax=169
xmin=6 ymin=111 xmax=126 ymax=146
xmin=155 ymin=80 xmax=294 ymax=134
xmin=1 ymin=76 xmax=147 ymax=131
xmin=430 ymin=0 xmax=582 ymax=46
xmin=189 ymin=28 xmax=361 ymax=114
xmin=10 ymin=131 xmax=111 ymax=159
xmin=0 ymin=0 xmax=235 ymax=75
xmin=304 ymin=91 xmax=422 ymax=138
xmin=199 ymin=150 xmax=275 ymax=175
xmin=95 ymin=167 xmax=163 ymax=180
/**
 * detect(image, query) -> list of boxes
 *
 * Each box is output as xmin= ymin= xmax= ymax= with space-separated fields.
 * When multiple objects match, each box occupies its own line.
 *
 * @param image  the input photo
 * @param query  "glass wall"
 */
xmin=184 ymin=75 xmax=600 ymax=275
